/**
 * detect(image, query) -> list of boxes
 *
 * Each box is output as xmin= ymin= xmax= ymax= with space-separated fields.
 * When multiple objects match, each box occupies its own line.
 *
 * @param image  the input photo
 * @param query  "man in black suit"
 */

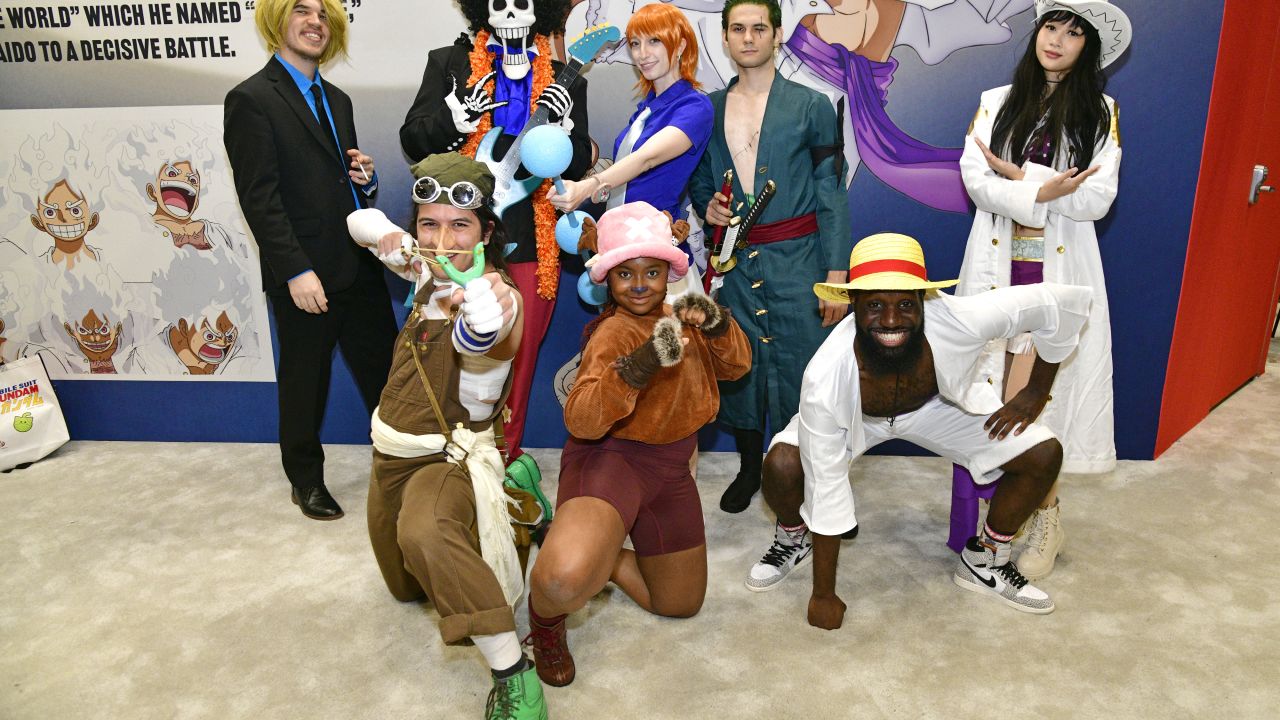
xmin=224 ymin=0 xmax=395 ymax=520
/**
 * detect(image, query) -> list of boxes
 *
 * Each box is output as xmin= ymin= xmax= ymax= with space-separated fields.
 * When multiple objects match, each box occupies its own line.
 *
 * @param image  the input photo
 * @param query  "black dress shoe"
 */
xmin=291 ymin=485 xmax=344 ymax=520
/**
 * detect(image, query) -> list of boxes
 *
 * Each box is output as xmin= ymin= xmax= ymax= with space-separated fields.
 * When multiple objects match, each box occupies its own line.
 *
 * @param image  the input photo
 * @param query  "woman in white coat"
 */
xmin=956 ymin=0 xmax=1131 ymax=580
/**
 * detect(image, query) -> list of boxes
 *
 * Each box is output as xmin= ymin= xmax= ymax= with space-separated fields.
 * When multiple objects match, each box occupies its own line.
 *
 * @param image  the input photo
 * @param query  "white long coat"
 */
xmin=957 ymin=85 xmax=1120 ymax=474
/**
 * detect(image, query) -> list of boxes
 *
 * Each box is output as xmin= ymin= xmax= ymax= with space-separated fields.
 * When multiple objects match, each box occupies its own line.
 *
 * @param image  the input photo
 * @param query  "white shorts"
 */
xmin=771 ymin=395 xmax=1057 ymax=484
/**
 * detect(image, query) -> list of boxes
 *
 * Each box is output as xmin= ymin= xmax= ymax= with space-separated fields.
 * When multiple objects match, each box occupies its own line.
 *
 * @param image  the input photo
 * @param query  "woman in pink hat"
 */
xmin=523 ymin=201 xmax=750 ymax=688
xmin=957 ymin=0 xmax=1131 ymax=580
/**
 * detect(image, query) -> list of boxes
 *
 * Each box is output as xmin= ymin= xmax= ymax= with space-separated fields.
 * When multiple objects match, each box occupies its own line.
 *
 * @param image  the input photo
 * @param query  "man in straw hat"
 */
xmin=744 ymin=232 xmax=1092 ymax=620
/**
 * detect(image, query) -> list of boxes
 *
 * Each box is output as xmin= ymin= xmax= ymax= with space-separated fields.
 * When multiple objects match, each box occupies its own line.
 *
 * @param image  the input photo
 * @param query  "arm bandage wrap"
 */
xmin=346 ymin=208 xmax=411 ymax=269
xmin=452 ymin=277 xmax=518 ymax=355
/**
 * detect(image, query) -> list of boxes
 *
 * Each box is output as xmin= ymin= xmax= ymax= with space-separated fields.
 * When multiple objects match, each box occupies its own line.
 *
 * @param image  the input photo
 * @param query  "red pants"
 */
xmin=505 ymin=261 xmax=556 ymax=458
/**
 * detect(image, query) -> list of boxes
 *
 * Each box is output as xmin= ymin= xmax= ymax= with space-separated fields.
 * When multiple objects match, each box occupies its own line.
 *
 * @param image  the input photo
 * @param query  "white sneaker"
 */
xmin=1017 ymin=502 xmax=1064 ymax=581
xmin=745 ymin=522 xmax=812 ymax=592
xmin=953 ymin=537 xmax=1054 ymax=614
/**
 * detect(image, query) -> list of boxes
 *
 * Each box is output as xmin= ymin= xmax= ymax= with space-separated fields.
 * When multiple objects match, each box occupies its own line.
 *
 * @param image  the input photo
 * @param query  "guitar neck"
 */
xmin=496 ymin=58 xmax=584 ymax=177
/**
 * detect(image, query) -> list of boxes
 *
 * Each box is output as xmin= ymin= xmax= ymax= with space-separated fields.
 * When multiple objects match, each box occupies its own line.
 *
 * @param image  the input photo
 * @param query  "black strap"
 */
xmin=809 ymin=97 xmax=846 ymax=178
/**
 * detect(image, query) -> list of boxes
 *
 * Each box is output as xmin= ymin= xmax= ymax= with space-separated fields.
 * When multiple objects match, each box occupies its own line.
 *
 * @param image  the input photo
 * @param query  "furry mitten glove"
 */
xmin=613 ymin=316 xmax=684 ymax=389
xmin=672 ymin=293 xmax=731 ymax=337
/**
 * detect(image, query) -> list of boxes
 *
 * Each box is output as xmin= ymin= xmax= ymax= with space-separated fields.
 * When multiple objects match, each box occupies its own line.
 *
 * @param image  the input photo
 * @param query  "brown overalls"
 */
xmin=366 ymin=280 xmax=517 ymax=644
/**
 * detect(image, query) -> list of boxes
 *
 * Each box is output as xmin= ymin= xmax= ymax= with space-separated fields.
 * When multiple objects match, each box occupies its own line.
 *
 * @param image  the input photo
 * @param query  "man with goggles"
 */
xmin=347 ymin=153 xmax=547 ymax=720
xmin=412 ymin=176 xmax=488 ymax=211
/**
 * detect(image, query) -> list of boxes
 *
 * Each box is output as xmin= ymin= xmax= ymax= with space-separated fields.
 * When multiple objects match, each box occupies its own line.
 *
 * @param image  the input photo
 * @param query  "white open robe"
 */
xmin=956 ymin=85 xmax=1121 ymax=474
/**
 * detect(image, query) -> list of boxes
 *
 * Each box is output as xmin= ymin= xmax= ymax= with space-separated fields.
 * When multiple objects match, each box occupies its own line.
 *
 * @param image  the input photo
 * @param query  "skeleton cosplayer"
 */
xmin=400 ymin=0 xmax=592 ymax=490
xmin=445 ymin=0 xmax=575 ymax=135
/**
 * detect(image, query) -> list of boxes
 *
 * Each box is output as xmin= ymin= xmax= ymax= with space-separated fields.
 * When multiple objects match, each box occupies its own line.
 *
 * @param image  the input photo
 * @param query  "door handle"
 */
xmin=1250 ymin=164 xmax=1274 ymax=205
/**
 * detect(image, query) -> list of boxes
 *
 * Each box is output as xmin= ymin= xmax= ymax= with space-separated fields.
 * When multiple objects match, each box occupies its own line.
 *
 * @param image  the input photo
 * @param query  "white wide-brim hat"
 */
xmin=1035 ymin=0 xmax=1132 ymax=68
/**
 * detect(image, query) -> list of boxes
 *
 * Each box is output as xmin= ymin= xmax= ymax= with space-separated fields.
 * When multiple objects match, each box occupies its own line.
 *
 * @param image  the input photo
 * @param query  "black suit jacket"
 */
xmin=224 ymin=56 xmax=381 ymax=297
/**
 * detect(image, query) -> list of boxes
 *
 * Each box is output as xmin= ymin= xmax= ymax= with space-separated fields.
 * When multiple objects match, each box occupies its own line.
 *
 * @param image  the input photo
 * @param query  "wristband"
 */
xmin=452 ymin=315 xmax=498 ymax=355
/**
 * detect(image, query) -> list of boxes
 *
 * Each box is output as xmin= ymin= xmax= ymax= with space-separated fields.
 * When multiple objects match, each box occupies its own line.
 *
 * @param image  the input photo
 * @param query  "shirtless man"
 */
xmin=689 ymin=0 xmax=851 ymax=514
xmin=743 ymin=232 xmax=1092 ymax=622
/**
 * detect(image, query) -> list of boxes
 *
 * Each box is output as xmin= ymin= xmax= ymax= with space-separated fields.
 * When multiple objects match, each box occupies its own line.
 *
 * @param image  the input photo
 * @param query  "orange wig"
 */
xmin=626 ymin=3 xmax=701 ymax=96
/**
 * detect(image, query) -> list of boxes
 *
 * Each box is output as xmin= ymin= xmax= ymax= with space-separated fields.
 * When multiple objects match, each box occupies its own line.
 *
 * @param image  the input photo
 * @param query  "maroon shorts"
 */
xmin=557 ymin=434 xmax=704 ymax=557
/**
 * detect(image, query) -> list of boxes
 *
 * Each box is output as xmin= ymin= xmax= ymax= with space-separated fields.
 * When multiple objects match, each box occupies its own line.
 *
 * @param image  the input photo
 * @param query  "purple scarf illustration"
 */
xmin=786 ymin=24 xmax=969 ymax=213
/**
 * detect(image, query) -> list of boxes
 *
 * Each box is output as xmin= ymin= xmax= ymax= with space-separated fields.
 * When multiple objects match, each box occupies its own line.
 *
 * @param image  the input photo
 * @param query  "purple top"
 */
xmin=488 ymin=41 xmax=536 ymax=136
xmin=1021 ymin=127 xmax=1055 ymax=167
xmin=612 ymin=79 xmax=713 ymax=219
xmin=784 ymin=24 xmax=969 ymax=213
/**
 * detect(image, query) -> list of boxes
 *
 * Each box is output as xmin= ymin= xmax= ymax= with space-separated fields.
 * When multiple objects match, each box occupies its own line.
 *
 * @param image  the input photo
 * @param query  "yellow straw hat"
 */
xmin=813 ymin=233 xmax=958 ymax=304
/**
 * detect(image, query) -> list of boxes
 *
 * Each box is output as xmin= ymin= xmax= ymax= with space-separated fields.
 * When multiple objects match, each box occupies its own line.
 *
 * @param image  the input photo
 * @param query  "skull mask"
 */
xmin=488 ymin=0 xmax=535 ymax=80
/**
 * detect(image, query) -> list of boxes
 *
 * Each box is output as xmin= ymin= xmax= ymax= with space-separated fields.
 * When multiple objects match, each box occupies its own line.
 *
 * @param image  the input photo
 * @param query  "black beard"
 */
xmin=855 ymin=321 xmax=926 ymax=375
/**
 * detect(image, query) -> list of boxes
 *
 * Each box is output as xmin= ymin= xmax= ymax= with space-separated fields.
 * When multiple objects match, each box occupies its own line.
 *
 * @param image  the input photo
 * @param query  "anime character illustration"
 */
xmin=62 ymin=308 xmax=124 ymax=375
xmin=17 ymin=268 xmax=139 ymax=377
xmin=30 ymin=179 xmax=102 ymax=270
xmin=0 ymin=318 xmax=8 ymax=364
xmin=567 ymin=0 xmax=1034 ymax=211
xmin=122 ymin=245 xmax=260 ymax=378
xmin=145 ymin=161 xmax=238 ymax=255
xmin=162 ymin=310 xmax=241 ymax=375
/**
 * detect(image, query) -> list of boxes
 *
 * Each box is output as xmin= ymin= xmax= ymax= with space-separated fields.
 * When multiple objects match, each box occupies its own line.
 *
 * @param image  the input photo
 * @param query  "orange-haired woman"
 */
xmin=548 ymin=3 xmax=712 ymax=270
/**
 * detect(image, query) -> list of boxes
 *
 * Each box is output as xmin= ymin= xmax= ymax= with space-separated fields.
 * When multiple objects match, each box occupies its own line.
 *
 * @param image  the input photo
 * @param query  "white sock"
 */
xmin=472 ymin=631 xmax=523 ymax=672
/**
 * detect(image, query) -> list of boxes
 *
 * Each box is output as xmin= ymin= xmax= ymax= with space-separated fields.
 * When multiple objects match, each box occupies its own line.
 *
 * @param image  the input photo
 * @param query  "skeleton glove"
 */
xmin=672 ymin=293 xmax=730 ymax=337
xmin=535 ymin=83 xmax=575 ymax=132
xmin=445 ymin=71 xmax=509 ymax=135
xmin=613 ymin=316 xmax=683 ymax=389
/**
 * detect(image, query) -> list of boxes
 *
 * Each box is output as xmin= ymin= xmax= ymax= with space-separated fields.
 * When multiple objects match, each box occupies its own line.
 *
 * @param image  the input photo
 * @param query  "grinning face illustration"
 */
xmin=147 ymin=161 xmax=202 ymax=221
xmin=63 ymin=308 xmax=122 ymax=362
xmin=31 ymin=180 xmax=100 ymax=246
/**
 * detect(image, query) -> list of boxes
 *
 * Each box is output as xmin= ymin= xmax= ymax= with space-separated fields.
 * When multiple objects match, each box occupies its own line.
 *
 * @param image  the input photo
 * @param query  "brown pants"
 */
xmin=367 ymin=450 xmax=515 ymax=644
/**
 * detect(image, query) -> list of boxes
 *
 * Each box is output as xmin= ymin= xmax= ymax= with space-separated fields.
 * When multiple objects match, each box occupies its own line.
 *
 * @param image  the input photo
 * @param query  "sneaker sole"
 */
xmin=952 ymin=570 xmax=1055 ymax=615
xmin=744 ymin=550 xmax=812 ymax=593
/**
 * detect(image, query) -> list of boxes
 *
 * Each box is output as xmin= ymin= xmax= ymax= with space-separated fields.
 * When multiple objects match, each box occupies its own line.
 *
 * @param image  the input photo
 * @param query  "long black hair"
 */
xmin=990 ymin=10 xmax=1110 ymax=171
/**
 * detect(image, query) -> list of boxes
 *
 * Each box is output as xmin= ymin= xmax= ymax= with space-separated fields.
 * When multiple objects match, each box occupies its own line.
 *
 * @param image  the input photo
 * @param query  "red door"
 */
xmin=1156 ymin=0 xmax=1280 ymax=456
xmin=1250 ymin=29 xmax=1280 ymax=370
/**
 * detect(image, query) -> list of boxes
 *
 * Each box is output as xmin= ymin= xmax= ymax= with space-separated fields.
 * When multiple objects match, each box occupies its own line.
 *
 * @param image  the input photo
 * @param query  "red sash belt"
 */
xmin=746 ymin=212 xmax=818 ymax=245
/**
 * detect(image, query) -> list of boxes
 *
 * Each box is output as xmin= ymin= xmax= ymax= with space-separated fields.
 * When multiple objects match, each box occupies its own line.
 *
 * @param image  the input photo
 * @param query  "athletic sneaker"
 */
xmin=1017 ymin=502 xmax=1064 ymax=581
xmin=486 ymin=664 xmax=548 ymax=720
xmin=745 ymin=521 xmax=813 ymax=592
xmin=953 ymin=536 xmax=1054 ymax=614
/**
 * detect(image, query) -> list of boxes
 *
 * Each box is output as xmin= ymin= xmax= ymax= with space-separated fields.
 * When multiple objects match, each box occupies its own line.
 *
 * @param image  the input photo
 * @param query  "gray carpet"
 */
xmin=3 ymin=346 xmax=1278 ymax=719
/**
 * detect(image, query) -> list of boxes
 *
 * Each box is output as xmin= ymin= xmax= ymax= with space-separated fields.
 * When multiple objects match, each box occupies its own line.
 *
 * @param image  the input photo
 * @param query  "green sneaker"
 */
xmin=486 ymin=665 xmax=548 ymax=720
xmin=504 ymin=454 xmax=553 ymax=523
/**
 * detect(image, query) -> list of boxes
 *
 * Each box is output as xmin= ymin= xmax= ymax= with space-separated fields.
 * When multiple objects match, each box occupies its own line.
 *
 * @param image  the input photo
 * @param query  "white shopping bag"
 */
xmin=0 ymin=356 xmax=70 ymax=471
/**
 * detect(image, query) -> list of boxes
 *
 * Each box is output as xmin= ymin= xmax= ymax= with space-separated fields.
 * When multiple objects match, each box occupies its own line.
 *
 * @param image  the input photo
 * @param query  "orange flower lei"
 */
xmin=461 ymin=30 xmax=559 ymax=300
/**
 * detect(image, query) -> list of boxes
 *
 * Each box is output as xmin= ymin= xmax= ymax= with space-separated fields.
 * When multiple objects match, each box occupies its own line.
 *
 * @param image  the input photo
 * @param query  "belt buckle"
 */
xmin=1011 ymin=236 xmax=1044 ymax=262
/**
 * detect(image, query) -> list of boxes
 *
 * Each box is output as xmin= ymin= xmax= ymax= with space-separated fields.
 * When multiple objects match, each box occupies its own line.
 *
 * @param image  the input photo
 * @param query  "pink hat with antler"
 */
xmin=585 ymin=201 xmax=689 ymax=284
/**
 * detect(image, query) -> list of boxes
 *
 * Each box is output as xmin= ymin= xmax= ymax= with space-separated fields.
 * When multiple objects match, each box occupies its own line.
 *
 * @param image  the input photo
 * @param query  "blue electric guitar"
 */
xmin=476 ymin=24 xmax=621 ymax=218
